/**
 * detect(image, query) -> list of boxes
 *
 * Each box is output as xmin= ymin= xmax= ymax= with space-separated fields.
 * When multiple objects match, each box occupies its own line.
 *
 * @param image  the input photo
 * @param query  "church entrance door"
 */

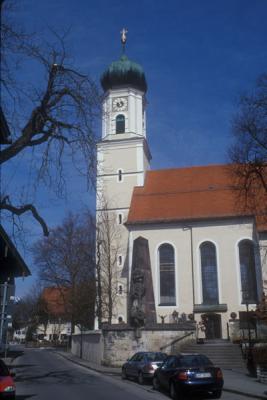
xmin=202 ymin=313 xmax=222 ymax=339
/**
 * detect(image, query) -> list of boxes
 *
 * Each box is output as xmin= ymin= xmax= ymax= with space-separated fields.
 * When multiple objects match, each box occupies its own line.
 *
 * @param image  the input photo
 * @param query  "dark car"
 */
xmin=153 ymin=353 xmax=224 ymax=399
xmin=121 ymin=351 xmax=167 ymax=384
xmin=0 ymin=359 xmax=16 ymax=399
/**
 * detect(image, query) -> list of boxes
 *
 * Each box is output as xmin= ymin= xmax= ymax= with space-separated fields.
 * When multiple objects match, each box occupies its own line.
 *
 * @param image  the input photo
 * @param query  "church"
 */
xmin=96 ymin=32 xmax=266 ymax=340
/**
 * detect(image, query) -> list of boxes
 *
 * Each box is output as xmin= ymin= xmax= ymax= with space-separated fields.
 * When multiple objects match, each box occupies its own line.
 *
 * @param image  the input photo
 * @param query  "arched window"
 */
xmin=239 ymin=240 xmax=258 ymax=303
xmin=159 ymin=244 xmax=176 ymax=306
xmin=116 ymin=114 xmax=125 ymax=134
xmin=200 ymin=242 xmax=219 ymax=304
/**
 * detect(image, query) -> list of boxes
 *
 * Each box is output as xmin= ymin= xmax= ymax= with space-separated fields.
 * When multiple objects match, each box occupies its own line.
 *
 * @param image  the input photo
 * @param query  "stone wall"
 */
xmin=72 ymin=323 xmax=196 ymax=367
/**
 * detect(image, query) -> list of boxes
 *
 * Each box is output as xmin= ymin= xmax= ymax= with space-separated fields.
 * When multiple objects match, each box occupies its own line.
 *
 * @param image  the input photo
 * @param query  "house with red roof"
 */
xmin=36 ymin=287 xmax=71 ymax=343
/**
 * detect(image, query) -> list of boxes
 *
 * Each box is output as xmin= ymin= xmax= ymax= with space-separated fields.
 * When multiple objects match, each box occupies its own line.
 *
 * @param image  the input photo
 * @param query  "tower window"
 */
xmin=116 ymin=114 xmax=125 ymax=134
xmin=118 ymin=169 xmax=123 ymax=182
xmin=118 ymin=213 xmax=123 ymax=224
xmin=118 ymin=285 xmax=123 ymax=295
xmin=118 ymin=255 xmax=123 ymax=266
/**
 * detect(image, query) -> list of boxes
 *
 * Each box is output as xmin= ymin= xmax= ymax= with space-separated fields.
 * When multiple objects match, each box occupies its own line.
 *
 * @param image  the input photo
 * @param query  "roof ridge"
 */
xmin=148 ymin=164 xmax=230 ymax=174
xmin=134 ymin=185 xmax=237 ymax=197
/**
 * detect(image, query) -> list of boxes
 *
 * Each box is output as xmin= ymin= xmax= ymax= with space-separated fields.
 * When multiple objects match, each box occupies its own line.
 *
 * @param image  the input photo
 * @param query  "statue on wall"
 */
xmin=129 ymin=237 xmax=156 ymax=328
xmin=130 ymin=268 xmax=146 ymax=327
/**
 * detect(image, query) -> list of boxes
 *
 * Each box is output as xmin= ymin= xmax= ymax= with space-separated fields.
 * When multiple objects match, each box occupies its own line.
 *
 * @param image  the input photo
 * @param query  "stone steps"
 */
xmin=178 ymin=340 xmax=247 ymax=372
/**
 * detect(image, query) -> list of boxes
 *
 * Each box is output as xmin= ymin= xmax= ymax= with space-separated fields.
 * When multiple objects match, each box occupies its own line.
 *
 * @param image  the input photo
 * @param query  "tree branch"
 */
xmin=1 ymin=198 xmax=49 ymax=236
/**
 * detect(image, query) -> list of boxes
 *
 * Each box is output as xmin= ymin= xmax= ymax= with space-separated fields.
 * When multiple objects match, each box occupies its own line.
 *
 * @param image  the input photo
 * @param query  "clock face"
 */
xmin=112 ymin=97 xmax=128 ymax=112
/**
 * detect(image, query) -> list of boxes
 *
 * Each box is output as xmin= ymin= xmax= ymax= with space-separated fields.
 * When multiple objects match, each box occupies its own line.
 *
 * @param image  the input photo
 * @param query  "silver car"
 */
xmin=121 ymin=351 xmax=167 ymax=384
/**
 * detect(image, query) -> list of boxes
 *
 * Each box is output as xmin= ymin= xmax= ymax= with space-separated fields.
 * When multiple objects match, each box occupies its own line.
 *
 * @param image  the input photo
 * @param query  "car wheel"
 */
xmin=121 ymin=368 xmax=127 ymax=380
xmin=212 ymin=389 xmax=222 ymax=399
xmin=153 ymin=375 xmax=160 ymax=390
xmin=169 ymin=381 xmax=178 ymax=400
xmin=138 ymin=371 xmax=144 ymax=385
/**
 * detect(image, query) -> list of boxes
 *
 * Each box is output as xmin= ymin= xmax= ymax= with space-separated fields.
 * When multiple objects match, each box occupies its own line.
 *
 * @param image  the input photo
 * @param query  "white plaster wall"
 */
xmin=98 ymin=140 xmax=147 ymax=173
xmin=36 ymin=321 xmax=71 ymax=340
xmin=128 ymin=218 xmax=258 ymax=338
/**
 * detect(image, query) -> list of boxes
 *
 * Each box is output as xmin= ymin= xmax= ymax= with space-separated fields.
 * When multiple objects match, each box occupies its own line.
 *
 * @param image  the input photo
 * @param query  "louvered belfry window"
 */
xmin=159 ymin=244 xmax=176 ymax=306
xmin=116 ymin=114 xmax=125 ymax=133
xmin=200 ymin=242 xmax=219 ymax=304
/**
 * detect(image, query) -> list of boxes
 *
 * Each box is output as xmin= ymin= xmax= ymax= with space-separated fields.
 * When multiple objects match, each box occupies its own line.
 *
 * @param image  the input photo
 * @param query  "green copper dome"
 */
xmin=101 ymin=54 xmax=147 ymax=93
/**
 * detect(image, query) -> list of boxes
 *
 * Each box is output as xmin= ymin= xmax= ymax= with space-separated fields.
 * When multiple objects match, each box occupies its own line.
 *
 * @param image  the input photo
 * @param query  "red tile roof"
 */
xmin=127 ymin=164 xmax=267 ymax=232
xmin=42 ymin=287 xmax=70 ymax=316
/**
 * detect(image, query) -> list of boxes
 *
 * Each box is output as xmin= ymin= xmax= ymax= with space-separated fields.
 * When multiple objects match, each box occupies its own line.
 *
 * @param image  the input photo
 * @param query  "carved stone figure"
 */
xmin=129 ymin=237 xmax=156 ymax=327
xmin=130 ymin=268 xmax=146 ymax=327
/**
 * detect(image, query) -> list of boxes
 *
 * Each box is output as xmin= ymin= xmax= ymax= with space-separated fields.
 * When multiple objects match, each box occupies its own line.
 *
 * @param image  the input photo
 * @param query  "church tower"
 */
xmin=96 ymin=30 xmax=151 ymax=324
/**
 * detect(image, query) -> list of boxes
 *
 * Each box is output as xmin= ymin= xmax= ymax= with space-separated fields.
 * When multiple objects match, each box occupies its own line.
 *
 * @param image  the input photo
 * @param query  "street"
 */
xmin=11 ymin=347 xmax=253 ymax=400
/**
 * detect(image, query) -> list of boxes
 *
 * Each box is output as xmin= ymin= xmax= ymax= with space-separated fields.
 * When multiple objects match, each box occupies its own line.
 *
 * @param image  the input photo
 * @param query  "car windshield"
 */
xmin=180 ymin=355 xmax=212 ymax=367
xmin=0 ymin=361 xmax=10 ymax=376
xmin=146 ymin=353 xmax=166 ymax=361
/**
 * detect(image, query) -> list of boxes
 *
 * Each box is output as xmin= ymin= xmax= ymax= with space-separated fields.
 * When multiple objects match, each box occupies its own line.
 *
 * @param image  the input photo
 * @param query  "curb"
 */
xmin=56 ymin=351 xmax=121 ymax=376
xmin=223 ymin=388 xmax=267 ymax=400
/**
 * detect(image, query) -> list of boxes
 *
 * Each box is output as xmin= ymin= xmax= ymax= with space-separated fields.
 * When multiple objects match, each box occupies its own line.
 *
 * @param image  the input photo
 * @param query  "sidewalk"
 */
xmin=57 ymin=351 xmax=267 ymax=399
xmin=222 ymin=369 xmax=267 ymax=399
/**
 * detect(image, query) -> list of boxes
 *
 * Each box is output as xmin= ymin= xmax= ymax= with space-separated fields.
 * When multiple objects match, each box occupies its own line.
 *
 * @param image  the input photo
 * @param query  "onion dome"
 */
xmin=101 ymin=54 xmax=147 ymax=93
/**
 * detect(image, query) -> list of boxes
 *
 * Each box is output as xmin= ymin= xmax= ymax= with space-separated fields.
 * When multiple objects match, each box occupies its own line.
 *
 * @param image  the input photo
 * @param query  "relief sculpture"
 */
xmin=130 ymin=268 xmax=146 ymax=327
xmin=129 ymin=237 xmax=156 ymax=328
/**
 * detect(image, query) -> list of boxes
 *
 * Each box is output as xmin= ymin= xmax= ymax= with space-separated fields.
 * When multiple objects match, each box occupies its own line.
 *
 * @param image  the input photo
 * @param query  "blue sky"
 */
xmin=4 ymin=0 xmax=267 ymax=297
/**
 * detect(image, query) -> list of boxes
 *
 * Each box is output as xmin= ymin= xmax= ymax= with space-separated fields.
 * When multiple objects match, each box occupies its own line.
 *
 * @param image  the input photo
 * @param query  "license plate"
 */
xmin=195 ymin=372 xmax=211 ymax=378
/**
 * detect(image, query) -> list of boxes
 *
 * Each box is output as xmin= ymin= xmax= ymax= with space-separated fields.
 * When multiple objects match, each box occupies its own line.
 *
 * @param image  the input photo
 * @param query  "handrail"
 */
xmin=160 ymin=331 xmax=195 ymax=351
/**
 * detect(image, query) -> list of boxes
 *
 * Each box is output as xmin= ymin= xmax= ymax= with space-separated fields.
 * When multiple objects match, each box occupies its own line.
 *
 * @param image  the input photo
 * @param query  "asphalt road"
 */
xmin=12 ymin=348 xmax=252 ymax=400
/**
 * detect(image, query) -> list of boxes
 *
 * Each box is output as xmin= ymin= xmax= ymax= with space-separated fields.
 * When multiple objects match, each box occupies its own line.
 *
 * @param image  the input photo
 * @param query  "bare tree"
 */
xmin=12 ymin=293 xmax=37 ymax=331
xmin=33 ymin=211 xmax=96 ymax=332
xmin=229 ymin=73 xmax=267 ymax=219
xmin=0 ymin=1 xmax=101 ymax=236
xmin=96 ymin=200 xmax=123 ymax=326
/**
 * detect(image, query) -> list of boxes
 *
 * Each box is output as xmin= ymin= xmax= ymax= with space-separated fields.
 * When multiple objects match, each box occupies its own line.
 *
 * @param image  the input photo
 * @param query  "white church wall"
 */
xmin=128 ymin=218 xmax=257 ymax=339
xmin=99 ymin=174 xmax=137 ymax=207
xmin=98 ymin=144 xmax=138 ymax=174
xmin=193 ymin=219 xmax=254 ymax=308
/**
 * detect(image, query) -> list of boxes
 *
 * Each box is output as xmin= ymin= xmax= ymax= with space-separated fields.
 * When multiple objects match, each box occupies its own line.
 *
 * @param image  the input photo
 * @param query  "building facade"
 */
xmin=96 ymin=43 xmax=266 ymax=339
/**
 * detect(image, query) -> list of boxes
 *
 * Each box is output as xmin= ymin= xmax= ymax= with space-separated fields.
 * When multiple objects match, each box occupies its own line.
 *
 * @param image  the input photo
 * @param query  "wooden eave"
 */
xmin=0 ymin=225 xmax=31 ymax=278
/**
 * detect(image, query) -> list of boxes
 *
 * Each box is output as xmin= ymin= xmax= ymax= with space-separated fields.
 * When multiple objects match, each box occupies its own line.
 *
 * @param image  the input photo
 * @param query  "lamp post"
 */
xmin=243 ymin=291 xmax=252 ymax=347
xmin=243 ymin=290 xmax=254 ymax=375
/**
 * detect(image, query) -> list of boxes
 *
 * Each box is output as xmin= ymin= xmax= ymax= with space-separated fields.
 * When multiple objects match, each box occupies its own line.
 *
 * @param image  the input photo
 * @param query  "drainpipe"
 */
xmin=189 ymin=227 xmax=196 ymax=320
xmin=183 ymin=226 xmax=196 ymax=320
